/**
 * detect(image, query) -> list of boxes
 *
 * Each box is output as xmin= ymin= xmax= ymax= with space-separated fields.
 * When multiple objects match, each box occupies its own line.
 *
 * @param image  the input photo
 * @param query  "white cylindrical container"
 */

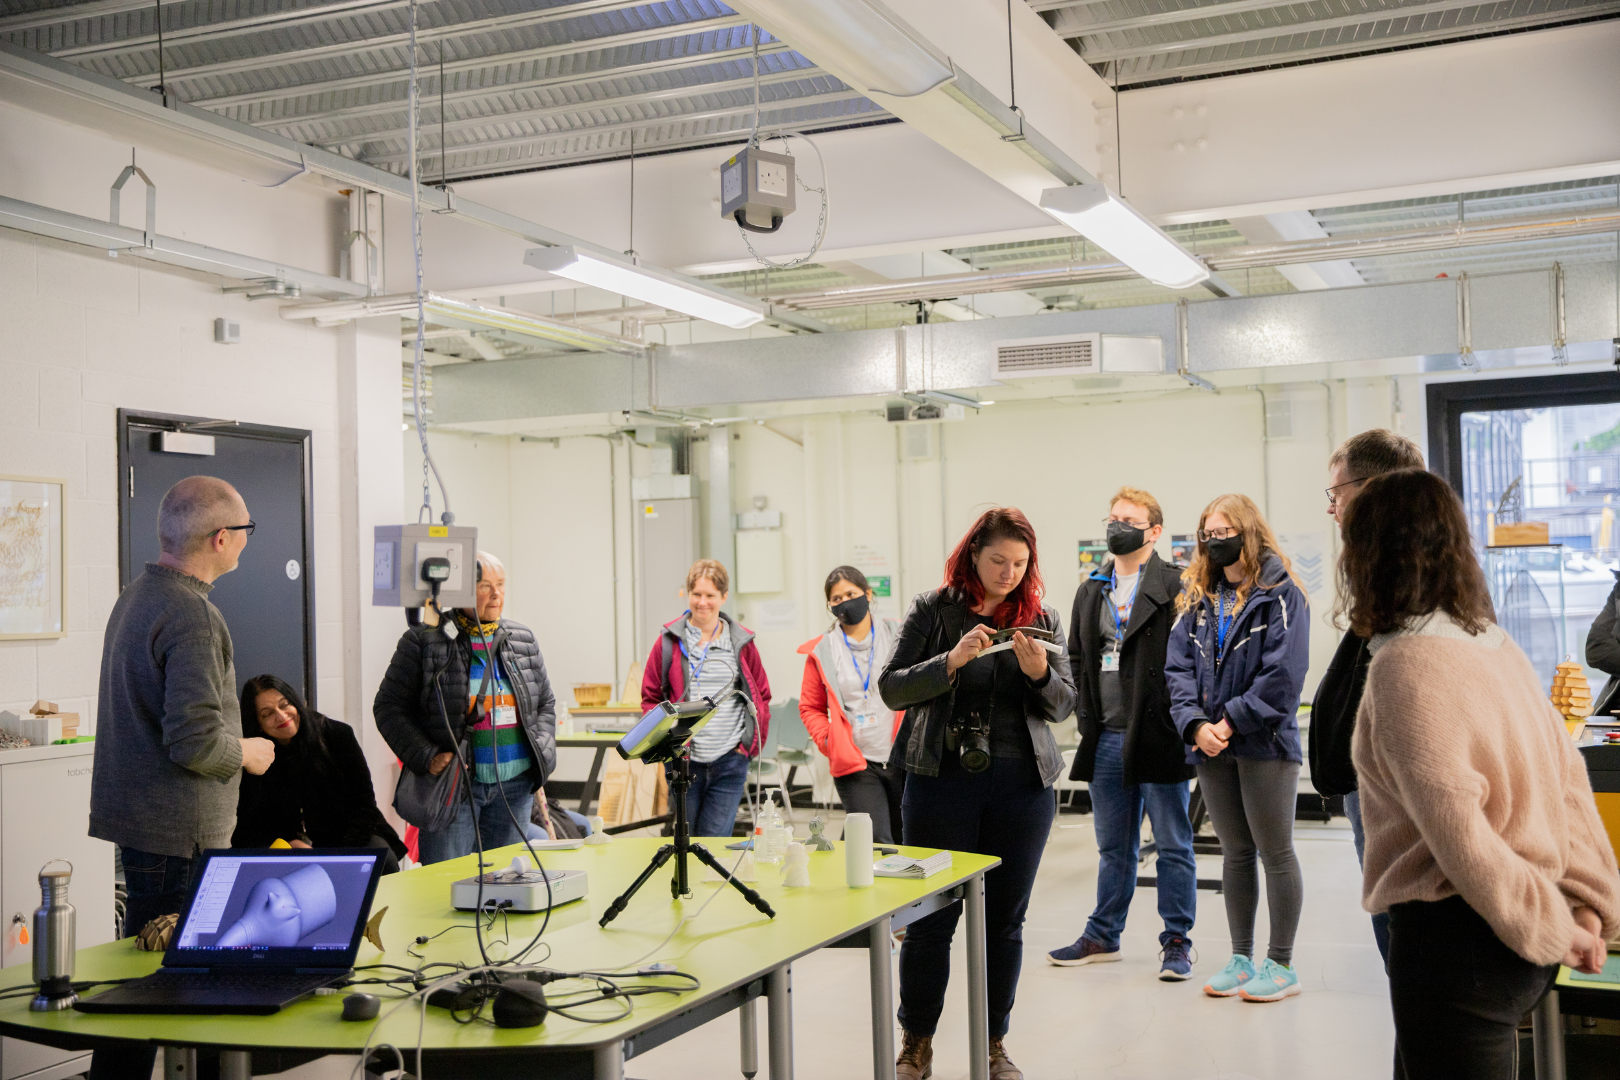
xmin=843 ymin=813 xmax=874 ymax=888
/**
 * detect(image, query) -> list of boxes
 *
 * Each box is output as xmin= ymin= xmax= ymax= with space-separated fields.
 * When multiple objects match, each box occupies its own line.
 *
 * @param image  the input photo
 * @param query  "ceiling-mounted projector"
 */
xmin=720 ymin=146 xmax=796 ymax=233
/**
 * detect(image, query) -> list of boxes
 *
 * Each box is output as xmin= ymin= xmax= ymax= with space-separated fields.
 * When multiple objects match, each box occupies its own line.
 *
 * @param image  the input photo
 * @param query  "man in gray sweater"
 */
xmin=90 ymin=476 xmax=276 ymax=938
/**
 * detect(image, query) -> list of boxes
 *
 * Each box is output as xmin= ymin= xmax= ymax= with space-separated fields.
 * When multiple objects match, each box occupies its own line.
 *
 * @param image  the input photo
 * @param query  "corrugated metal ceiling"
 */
xmin=0 ymin=0 xmax=886 ymax=178
xmin=1032 ymin=0 xmax=1620 ymax=86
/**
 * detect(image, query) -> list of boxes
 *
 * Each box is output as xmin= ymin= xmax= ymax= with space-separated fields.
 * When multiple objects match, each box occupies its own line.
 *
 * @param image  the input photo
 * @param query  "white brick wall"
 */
xmin=0 ymin=230 xmax=350 ymax=733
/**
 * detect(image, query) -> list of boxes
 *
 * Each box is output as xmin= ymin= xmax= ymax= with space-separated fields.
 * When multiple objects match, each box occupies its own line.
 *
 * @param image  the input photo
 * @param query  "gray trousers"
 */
xmin=1195 ymin=754 xmax=1303 ymax=965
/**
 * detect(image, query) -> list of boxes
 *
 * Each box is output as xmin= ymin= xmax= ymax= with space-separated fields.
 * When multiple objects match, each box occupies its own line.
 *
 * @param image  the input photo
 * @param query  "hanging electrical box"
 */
xmin=373 ymin=523 xmax=479 ymax=609
xmin=720 ymin=146 xmax=796 ymax=233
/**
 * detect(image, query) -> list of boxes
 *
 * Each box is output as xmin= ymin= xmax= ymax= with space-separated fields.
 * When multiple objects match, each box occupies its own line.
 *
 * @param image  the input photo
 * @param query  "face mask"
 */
xmin=830 ymin=595 xmax=869 ymax=626
xmin=1205 ymin=535 xmax=1244 ymax=569
xmin=1106 ymin=520 xmax=1147 ymax=556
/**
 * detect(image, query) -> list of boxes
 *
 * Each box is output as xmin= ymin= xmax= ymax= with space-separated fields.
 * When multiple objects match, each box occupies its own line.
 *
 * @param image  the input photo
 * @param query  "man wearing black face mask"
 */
xmin=1049 ymin=488 xmax=1198 ymax=982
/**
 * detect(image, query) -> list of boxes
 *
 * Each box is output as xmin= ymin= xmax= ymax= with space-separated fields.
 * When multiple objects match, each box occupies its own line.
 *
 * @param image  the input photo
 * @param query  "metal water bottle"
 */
xmin=30 ymin=861 xmax=76 ymax=1012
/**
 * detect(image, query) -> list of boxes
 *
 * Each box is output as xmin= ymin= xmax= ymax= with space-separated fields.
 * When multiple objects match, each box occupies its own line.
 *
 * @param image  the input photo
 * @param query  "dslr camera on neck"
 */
xmin=947 ymin=711 xmax=992 ymax=773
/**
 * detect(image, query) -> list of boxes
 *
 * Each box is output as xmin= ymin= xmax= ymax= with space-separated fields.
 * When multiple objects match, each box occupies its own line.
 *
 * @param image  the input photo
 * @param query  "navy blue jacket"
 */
xmin=1165 ymin=552 xmax=1310 ymax=764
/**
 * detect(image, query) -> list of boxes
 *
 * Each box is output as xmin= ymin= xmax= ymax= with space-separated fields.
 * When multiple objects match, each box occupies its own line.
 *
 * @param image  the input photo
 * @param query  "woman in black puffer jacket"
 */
xmin=878 ymin=507 xmax=1075 ymax=1080
xmin=373 ymin=552 xmax=556 ymax=865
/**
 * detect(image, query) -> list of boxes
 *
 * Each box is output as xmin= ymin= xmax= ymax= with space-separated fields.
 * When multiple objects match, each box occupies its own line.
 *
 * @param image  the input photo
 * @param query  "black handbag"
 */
xmin=393 ymin=644 xmax=493 ymax=831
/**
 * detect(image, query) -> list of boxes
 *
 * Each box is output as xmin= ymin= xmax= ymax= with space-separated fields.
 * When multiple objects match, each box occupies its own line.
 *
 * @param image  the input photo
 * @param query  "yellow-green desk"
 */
xmin=0 ymin=839 xmax=1000 ymax=1080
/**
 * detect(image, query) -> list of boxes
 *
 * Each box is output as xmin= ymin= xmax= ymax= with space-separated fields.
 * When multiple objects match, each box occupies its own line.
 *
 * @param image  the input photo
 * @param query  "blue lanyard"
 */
xmin=841 ymin=626 xmax=874 ymax=694
xmin=1216 ymin=590 xmax=1235 ymax=654
xmin=1109 ymin=570 xmax=1141 ymax=642
xmin=688 ymin=621 xmax=722 ymax=684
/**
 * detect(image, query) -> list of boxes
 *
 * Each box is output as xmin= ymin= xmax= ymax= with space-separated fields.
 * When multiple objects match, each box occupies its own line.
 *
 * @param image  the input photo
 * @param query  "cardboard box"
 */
xmin=1491 ymin=521 xmax=1551 ymax=546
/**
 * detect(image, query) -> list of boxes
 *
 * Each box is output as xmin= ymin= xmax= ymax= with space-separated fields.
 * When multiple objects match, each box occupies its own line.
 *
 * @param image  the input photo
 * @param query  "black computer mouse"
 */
xmin=342 ymin=993 xmax=380 ymax=1021
xmin=491 ymin=980 xmax=548 ymax=1029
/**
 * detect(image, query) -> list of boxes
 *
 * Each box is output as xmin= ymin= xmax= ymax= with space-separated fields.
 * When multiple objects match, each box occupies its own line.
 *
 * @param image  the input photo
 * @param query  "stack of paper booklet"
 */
xmin=873 ymin=851 xmax=953 ymax=879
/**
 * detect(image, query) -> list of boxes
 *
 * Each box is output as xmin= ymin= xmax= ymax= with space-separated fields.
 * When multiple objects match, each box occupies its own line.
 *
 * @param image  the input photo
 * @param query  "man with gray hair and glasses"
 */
xmin=90 ymin=476 xmax=276 ymax=937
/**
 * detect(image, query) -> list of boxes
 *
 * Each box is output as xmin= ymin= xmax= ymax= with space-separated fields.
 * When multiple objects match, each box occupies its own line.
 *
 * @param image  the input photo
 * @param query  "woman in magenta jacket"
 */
xmin=798 ymin=566 xmax=906 ymax=843
xmin=640 ymin=559 xmax=772 ymax=838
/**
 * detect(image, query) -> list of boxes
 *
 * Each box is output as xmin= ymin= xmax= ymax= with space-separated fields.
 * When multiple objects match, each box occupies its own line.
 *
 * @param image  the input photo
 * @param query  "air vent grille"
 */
xmin=993 ymin=334 xmax=1101 ymax=379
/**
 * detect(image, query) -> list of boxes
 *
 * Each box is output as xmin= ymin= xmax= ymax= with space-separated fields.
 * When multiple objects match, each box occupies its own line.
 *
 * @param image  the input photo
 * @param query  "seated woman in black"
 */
xmin=233 ymin=674 xmax=405 ymax=874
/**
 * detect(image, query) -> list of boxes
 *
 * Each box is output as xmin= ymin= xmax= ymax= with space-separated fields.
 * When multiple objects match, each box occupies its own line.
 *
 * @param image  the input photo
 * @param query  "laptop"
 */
xmin=77 ymin=848 xmax=385 ymax=1015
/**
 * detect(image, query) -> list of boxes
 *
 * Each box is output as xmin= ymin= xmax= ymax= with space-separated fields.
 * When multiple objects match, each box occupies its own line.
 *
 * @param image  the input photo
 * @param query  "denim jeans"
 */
xmin=119 ymin=846 xmax=198 ymax=938
xmin=418 ymin=774 xmax=536 ymax=865
xmin=1389 ymin=895 xmax=1555 ymax=1079
xmin=674 ymin=749 xmax=751 ymax=838
xmin=898 ymin=756 xmax=1055 ymax=1040
xmin=1345 ymin=788 xmax=1392 ymax=966
xmin=1081 ymin=729 xmax=1196 ymax=950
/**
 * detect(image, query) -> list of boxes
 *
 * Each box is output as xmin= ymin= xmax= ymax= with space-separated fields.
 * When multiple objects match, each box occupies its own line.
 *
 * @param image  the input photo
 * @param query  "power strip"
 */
xmin=451 ymin=868 xmax=589 ymax=913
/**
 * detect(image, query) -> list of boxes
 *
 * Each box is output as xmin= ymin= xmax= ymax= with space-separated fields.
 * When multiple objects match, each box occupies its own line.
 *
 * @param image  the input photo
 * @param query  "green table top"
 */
xmin=0 ymin=839 xmax=996 ymax=1056
xmin=1557 ymin=954 xmax=1620 ymax=989
xmin=555 ymin=733 xmax=626 ymax=747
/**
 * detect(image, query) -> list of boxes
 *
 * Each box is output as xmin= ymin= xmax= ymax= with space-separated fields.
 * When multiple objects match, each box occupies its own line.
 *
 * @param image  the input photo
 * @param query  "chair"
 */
xmin=747 ymin=698 xmax=794 ymax=822
xmin=1055 ymin=747 xmax=1088 ymax=814
xmin=770 ymin=700 xmax=816 ymax=817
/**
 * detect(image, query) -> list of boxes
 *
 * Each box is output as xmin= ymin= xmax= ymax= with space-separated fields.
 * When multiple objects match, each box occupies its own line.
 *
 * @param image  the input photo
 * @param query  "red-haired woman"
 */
xmin=878 ymin=508 xmax=1076 ymax=1080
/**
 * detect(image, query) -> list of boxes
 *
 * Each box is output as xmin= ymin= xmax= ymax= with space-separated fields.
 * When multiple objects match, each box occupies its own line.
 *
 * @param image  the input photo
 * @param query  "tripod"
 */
xmin=598 ymin=743 xmax=776 ymax=928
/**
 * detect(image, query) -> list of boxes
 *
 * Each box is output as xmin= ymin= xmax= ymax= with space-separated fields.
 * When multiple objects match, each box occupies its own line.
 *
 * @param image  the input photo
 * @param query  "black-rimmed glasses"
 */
xmin=1101 ymin=517 xmax=1153 ymax=530
xmin=1196 ymin=527 xmax=1240 ymax=542
xmin=217 ymin=521 xmax=256 ymax=536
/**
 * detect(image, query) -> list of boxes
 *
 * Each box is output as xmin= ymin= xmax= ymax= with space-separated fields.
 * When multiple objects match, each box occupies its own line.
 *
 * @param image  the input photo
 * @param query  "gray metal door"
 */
xmin=117 ymin=410 xmax=316 ymax=708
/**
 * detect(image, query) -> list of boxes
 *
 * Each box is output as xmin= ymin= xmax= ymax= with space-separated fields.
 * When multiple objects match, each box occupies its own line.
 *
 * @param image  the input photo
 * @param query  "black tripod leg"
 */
xmin=690 ymin=843 xmax=776 ymax=919
xmin=599 ymin=843 xmax=677 ymax=928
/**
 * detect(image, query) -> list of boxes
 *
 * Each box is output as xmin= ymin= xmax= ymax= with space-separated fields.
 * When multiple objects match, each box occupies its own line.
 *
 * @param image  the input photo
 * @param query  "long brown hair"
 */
xmin=1176 ymin=493 xmax=1305 ymax=615
xmin=942 ymin=507 xmax=1044 ymax=628
xmin=1337 ymin=468 xmax=1494 ymax=637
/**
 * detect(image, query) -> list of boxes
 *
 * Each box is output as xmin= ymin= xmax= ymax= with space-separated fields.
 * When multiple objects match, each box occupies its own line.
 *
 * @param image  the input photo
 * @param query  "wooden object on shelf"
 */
xmin=1553 ymin=660 xmax=1595 ymax=735
xmin=572 ymin=683 xmax=612 ymax=707
xmin=1492 ymin=522 xmax=1551 ymax=546
xmin=620 ymin=662 xmax=643 ymax=706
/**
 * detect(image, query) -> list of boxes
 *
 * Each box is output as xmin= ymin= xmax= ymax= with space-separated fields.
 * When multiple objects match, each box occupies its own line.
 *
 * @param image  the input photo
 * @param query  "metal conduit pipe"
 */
xmin=761 ymin=211 xmax=1620 ymax=311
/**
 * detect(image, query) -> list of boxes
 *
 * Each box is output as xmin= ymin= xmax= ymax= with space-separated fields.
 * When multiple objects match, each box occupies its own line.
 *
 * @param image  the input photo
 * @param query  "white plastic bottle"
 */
xmin=760 ymin=793 xmax=787 ymax=865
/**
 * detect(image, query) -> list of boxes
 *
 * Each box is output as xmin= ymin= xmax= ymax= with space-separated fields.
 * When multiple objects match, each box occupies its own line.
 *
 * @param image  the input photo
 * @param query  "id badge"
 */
xmin=1100 ymin=653 xmax=1120 ymax=673
xmin=853 ymin=711 xmax=878 ymax=728
xmin=491 ymin=705 xmax=519 ymax=727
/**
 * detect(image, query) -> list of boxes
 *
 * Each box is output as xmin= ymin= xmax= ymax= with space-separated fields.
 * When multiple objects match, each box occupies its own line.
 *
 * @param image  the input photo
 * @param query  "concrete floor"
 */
xmin=627 ymin=810 xmax=1394 ymax=1080
xmin=271 ymin=809 xmax=1394 ymax=1080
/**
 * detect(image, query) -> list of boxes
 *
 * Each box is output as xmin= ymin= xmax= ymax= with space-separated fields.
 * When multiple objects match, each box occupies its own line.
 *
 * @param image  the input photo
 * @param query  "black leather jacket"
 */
xmin=879 ymin=587 xmax=1075 ymax=786
xmin=373 ymin=620 xmax=557 ymax=788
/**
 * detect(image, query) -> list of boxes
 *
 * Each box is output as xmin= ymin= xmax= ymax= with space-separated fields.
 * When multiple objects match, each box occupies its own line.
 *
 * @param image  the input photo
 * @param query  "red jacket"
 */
xmin=641 ymin=612 xmax=772 ymax=758
xmin=798 ymin=621 xmax=904 ymax=779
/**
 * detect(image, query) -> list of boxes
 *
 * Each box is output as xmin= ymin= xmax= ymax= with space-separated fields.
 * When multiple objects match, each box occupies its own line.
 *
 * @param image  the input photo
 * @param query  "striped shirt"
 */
xmin=683 ymin=620 xmax=748 ymax=764
xmin=466 ymin=637 xmax=532 ymax=784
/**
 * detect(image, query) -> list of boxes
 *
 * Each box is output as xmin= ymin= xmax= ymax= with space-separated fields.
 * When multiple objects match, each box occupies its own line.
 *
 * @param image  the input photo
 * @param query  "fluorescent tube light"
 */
xmin=736 ymin=0 xmax=954 ymax=97
xmin=524 ymin=246 xmax=765 ymax=330
xmin=1038 ymin=184 xmax=1209 ymax=291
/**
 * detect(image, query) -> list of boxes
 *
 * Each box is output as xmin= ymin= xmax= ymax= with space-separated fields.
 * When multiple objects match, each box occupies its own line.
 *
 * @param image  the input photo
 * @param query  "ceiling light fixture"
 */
xmin=524 ymin=246 xmax=765 ymax=330
xmin=733 ymin=0 xmax=954 ymax=97
xmin=1039 ymin=184 xmax=1209 ymax=291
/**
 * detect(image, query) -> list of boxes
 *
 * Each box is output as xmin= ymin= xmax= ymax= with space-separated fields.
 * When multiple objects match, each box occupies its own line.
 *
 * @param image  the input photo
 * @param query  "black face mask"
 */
xmin=831 ymin=595 xmax=870 ymax=626
xmin=1205 ymin=535 xmax=1244 ymax=569
xmin=1106 ymin=520 xmax=1147 ymax=556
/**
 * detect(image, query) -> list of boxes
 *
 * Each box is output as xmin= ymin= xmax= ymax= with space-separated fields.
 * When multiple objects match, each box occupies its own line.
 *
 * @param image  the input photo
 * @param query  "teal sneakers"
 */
xmin=1201 ymin=954 xmax=1256 ymax=997
xmin=1240 ymin=958 xmax=1301 ymax=1002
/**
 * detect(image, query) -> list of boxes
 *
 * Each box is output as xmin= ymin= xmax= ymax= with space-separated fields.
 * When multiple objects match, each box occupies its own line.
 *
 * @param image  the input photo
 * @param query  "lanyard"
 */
xmin=688 ymin=620 xmax=723 ymax=684
xmin=1109 ymin=570 xmax=1141 ymax=643
xmin=1216 ymin=589 xmax=1235 ymax=654
xmin=841 ymin=626 xmax=874 ymax=694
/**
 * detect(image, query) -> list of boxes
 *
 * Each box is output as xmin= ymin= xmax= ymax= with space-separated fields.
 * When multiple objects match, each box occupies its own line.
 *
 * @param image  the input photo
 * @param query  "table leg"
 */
xmin=580 ymin=747 xmax=608 ymax=816
xmin=163 ymin=1047 xmax=197 ymax=1080
xmin=868 ymin=917 xmax=895 ymax=1080
xmin=740 ymin=996 xmax=759 ymax=1079
xmin=220 ymin=1050 xmax=252 ymax=1080
xmin=1532 ymin=986 xmax=1566 ymax=1080
xmin=767 ymin=963 xmax=794 ymax=1080
xmin=594 ymin=1038 xmax=625 ymax=1080
xmin=964 ymin=873 xmax=989 ymax=1080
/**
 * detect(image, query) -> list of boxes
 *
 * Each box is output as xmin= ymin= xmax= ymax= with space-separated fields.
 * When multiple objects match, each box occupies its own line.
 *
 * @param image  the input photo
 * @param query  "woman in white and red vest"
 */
xmin=640 ymin=559 xmax=772 ymax=838
xmin=798 ymin=566 xmax=905 ymax=844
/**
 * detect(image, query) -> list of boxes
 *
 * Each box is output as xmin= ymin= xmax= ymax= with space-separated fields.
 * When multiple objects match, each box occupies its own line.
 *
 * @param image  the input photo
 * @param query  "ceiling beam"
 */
xmin=0 ymin=0 xmax=192 ymax=33
xmin=46 ymin=0 xmax=462 ymax=58
xmin=1048 ymin=0 xmax=1321 ymax=38
xmin=123 ymin=12 xmax=747 ymax=89
xmin=232 ymin=42 xmax=799 ymax=127
xmin=299 ymin=66 xmax=832 ymax=150
xmin=355 ymin=88 xmax=871 ymax=166
xmin=1078 ymin=0 xmax=1620 ymax=63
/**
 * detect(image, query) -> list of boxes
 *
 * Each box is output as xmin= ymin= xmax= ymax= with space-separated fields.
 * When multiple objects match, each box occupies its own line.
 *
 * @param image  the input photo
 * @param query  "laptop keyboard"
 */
xmin=135 ymin=972 xmax=332 ymax=993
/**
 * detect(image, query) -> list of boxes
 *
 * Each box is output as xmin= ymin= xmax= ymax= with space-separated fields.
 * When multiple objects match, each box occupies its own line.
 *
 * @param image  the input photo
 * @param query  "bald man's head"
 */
xmin=158 ymin=477 xmax=247 ymax=557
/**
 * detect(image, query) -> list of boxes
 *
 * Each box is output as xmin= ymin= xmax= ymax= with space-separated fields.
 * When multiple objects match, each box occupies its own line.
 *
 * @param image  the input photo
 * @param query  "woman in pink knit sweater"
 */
xmin=1342 ymin=468 xmax=1618 ymax=1079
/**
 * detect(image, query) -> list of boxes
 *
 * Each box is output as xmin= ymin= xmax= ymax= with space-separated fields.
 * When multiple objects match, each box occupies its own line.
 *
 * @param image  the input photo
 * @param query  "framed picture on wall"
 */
xmin=0 ymin=475 xmax=66 ymax=640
